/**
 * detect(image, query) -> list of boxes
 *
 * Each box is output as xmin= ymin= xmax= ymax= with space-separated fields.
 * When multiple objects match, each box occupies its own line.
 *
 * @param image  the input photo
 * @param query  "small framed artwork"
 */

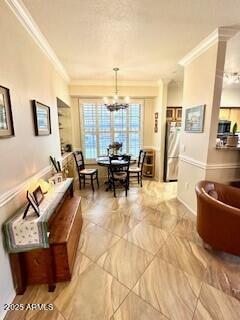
xmin=32 ymin=100 xmax=51 ymax=136
xmin=155 ymin=112 xmax=158 ymax=119
xmin=33 ymin=186 xmax=44 ymax=206
xmin=154 ymin=119 xmax=158 ymax=133
xmin=0 ymin=85 xmax=14 ymax=138
xmin=185 ymin=105 xmax=205 ymax=133
xmin=48 ymin=173 xmax=63 ymax=185
xmin=23 ymin=191 xmax=40 ymax=219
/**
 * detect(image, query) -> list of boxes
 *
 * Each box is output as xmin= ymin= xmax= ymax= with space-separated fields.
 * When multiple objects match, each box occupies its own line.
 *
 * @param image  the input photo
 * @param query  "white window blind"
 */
xmin=80 ymin=100 xmax=143 ymax=160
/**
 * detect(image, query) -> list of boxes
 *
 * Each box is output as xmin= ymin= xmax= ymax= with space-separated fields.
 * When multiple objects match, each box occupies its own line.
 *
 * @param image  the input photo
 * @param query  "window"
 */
xmin=80 ymin=99 xmax=143 ymax=160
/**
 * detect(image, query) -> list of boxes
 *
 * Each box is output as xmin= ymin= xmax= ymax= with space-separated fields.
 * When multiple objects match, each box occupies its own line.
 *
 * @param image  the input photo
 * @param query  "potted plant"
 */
xmin=227 ymin=122 xmax=239 ymax=147
xmin=108 ymin=141 xmax=123 ymax=155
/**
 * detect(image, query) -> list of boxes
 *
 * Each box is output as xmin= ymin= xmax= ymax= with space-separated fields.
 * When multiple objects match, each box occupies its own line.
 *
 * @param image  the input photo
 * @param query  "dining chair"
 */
xmin=109 ymin=155 xmax=130 ymax=197
xmin=73 ymin=151 xmax=99 ymax=192
xmin=129 ymin=149 xmax=146 ymax=187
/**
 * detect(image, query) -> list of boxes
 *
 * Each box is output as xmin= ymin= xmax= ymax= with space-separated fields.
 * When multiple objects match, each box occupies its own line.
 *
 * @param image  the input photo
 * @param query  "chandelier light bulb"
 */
xmin=224 ymin=71 xmax=240 ymax=85
xmin=104 ymin=68 xmax=130 ymax=111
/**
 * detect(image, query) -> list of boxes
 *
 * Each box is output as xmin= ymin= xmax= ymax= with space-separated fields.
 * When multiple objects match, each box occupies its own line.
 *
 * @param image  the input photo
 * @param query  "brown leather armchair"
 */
xmin=195 ymin=180 xmax=240 ymax=256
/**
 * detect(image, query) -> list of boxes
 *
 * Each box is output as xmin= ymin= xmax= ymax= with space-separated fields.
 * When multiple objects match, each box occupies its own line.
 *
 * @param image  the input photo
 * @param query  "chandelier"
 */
xmin=104 ymin=68 xmax=129 ymax=112
xmin=224 ymin=72 xmax=240 ymax=84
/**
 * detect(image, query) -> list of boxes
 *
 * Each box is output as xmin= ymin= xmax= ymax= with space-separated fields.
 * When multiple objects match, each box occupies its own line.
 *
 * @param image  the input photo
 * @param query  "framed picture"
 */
xmin=48 ymin=173 xmax=63 ymax=185
xmin=0 ymin=85 xmax=14 ymax=138
xmin=184 ymin=105 xmax=205 ymax=133
xmin=155 ymin=112 xmax=158 ymax=119
xmin=33 ymin=186 xmax=44 ymax=206
xmin=154 ymin=119 xmax=158 ymax=133
xmin=32 ymin=100 xmax=51 ymax=136
xmin=23 ymin=191 xmax=40 ymax=219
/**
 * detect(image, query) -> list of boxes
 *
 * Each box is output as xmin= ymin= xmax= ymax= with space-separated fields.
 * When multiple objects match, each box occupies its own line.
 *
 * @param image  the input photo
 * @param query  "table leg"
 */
xmin=9 ymin=253 xmax=26 ymax=295
xmin=47 ymin=247 xmax=56 ymax=292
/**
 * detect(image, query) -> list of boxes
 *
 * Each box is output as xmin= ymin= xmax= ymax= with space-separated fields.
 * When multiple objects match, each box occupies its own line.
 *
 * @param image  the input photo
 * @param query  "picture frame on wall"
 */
xmin=0 ymin=85 xmax=15 ymax=138
xmin=154 ymin=112 xmax=158 ymax=132
xmin=184 ymin=105 xmax=205 ymax=133
xmin=154 ymin=118 xmax=158 ymax=133
xmin=32 ymin=100 xmax=51 ymax=136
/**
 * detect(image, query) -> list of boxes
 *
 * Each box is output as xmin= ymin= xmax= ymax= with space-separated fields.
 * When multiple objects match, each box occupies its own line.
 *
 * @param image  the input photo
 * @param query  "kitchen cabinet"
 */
xmin=219 ymin=108 xmax=240 ymax=130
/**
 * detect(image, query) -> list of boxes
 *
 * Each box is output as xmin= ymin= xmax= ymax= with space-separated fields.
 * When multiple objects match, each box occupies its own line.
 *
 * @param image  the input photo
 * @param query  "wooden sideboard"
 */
xmin=9 ymin=183 xmax=82 ymax=294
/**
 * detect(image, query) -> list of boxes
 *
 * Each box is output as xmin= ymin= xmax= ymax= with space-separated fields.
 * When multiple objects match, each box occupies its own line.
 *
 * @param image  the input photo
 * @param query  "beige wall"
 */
xmin=178 ymin=42 xmax=240 ymax=212
xmin=180 ymin=43 xmax=219 ymax=164
xmin=70 ymin=84 xmax=158 ymax=98
xmin=167 ymin=82 xmax=183 ymax=106
xmin=178 ymin=40 xmax=240 ymax=213
xmin=0 ymin=2 xmax=70 ymax=316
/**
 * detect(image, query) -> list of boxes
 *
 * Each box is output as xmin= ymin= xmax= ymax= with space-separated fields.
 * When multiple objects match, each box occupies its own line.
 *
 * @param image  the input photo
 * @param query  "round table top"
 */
xmin=96 ymin=156 xmax=136 ymax=167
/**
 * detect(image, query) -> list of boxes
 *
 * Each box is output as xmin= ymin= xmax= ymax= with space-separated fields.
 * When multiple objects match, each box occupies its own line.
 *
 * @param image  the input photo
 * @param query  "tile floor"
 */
xmin=5 ymin=180 xmax=240 ymax=320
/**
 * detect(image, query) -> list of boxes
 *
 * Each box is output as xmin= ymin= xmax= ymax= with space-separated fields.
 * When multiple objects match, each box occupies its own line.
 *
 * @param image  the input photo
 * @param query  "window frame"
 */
xmin=79 ymin=98 xmax=144 ymax=163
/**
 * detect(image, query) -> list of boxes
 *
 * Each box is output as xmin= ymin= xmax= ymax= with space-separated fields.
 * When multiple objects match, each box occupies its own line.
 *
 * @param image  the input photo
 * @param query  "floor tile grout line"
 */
xmin=112 ymin=289 xmax=171 ymax=320
xmin=83 ymin=212 xmax=144 ymax=239
xmin=84 ymin=206 xmax=183 ymax=240
xmin=127 ymin=254 xmax=173 ymax=319
xmin=71 ymin=248 xmax=240 ymax=306
xmin=52 ymin=302 xmax=68 ymax=320
xmin=94 ymin=239 xmax=156 ymax=292
xmin=78 ymin=234 xmax=122 ymax=263
xmin=110 ymin=252 xmax=164 ymax=318
xmin=130 ymin=254 xmax=203 ymax=320
xmin=82 ymin=216 xmax=172 ymax=261
xmin=86 ymin=202 xmax=240 ymax=303
xmin=80 ymin=183 xmax=202 ymax=316
xmin=191 ymin=281 xmax=204 ymax=320
xmin=83 ymin=216 xmax=141 ymax=239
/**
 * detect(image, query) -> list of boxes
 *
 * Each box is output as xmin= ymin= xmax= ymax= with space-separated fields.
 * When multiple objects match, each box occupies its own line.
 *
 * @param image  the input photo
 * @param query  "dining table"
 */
xmin=96 ymin=156 xmax=136 ymax=191
xmin=96 ymin=156 xmax=136 ymax=167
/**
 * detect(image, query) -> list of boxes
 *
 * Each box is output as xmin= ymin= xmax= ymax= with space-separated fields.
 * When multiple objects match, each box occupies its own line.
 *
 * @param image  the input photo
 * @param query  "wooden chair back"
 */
xmin=73 ymin=151 xmax=85 ymax=171
xmin=109 ymin=155 xmax=130 ymax=178
xmin=138 ymin=150 xmax=146 ymax=171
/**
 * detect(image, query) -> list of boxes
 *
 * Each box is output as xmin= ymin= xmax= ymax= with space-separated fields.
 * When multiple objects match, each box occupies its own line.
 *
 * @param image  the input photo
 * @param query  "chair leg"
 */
xmin=96 ymin=171 xmax=99 ymax=188
xmin=112 ymin=181 xmax=116 ymax=197
xmin=79 ymin=175 xmax=82 ymax=190
xmin=140 ymin=174 xmax=143 ymax=187
xmin=83 ymin=175 xmax=86 ymax=188
xmin=91 ymin=175 xmax=94 ymax=192
xmin=137 ymin=173 xmax=140 ymax=184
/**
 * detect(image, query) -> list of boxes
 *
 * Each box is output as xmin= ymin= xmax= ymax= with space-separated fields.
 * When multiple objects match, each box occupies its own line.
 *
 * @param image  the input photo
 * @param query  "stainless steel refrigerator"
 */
xmin=164 ymin=121 xmax=181 ymax=182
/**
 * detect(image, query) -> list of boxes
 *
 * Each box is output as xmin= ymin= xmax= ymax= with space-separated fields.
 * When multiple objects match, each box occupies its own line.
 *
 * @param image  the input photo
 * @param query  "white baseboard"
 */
xmin=177 ymin=195 xmax=197 ymax=216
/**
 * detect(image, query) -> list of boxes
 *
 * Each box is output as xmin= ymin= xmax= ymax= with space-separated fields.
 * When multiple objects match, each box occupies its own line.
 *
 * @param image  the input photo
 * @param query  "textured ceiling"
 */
xmin=23 ymin=0 xmax=240 ymax=81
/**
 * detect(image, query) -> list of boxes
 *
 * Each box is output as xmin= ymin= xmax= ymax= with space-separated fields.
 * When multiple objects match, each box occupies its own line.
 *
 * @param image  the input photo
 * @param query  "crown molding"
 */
xmin=179 ymin=27 xmax=239 ymax=67
xmin=70 ymin=79 xmax=158 ymax=87
xmin=5 ymin=0 xmax=70 ymax=82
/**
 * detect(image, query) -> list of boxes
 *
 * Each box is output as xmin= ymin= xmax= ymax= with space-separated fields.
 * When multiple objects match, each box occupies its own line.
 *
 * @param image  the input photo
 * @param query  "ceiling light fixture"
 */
xmin=103 ymin=68 xmax=129 ymax=112
xmin=224 ymin=72 xmax=240 ymax=84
